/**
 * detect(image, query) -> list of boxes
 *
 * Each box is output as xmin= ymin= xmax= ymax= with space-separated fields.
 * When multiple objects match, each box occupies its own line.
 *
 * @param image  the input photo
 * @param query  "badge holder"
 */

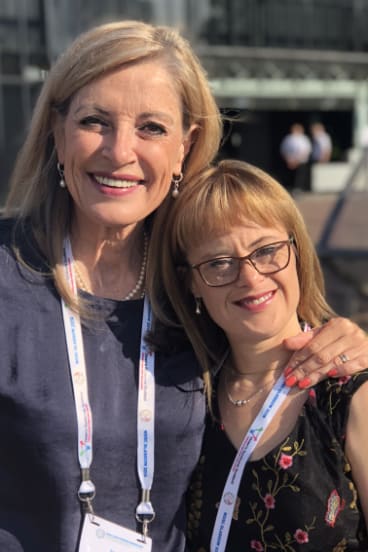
xmin=78 ymin=476 xmax=153 ymax=551
xmin=79 ymin=514 xmax=152 ymax=551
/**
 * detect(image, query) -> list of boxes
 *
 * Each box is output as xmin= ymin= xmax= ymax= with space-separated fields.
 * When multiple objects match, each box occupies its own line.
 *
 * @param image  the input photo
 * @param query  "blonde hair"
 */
xmin=5 ymin=20 xmax=222 ymax=310
xmin=148 ymin=159 xmax=335 ymax=390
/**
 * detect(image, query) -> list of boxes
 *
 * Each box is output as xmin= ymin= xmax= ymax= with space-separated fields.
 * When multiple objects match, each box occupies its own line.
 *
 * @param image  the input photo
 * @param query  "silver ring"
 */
xmin=339 ymin=353 xmax=349 ymax=364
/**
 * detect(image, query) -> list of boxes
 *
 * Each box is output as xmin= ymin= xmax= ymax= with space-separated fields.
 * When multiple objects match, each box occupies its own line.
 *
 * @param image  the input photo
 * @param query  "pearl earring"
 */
xmin=171 ymin=172 xmax=183 ymax=198
xmin=195 ymin=297 xmax=202 ymax=315
xmin=57 ymin=162 xmax=66 ymax=188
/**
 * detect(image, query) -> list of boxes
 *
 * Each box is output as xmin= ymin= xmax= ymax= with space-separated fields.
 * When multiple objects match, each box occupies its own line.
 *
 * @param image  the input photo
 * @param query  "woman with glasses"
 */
xmin=148 ymin=159 xmax=368 ymax=551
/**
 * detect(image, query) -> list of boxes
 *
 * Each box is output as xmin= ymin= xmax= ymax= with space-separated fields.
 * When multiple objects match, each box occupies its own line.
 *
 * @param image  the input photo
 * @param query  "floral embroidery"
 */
xmin=325 ymin=490 xmax=345 ymax=527
xmin=231 ymin=496 xmax=241 ymax=520
xmin=326 ymin=373 xmax=359 ymax=416
xmin=294 ymin=528 xmax=309 ymax=543
xmin=278 ymin=453 xmax=293 ymax=469
xmin=247 ymin=519 xmax=316 ymax=552
xmin=187 ymin=372 xmax=368 ymax=551
xmin=347 ymin=480 xmax=358 ymax=510
xmin=251 ymin=540 xmax=264 ymax=551
xmin=332 ymin=539 xmax=348 ymax=552
xmin=263 ymin=493 xmax=275 ymax=509
xmin=244 ymin=438 xmax=311 ymax=550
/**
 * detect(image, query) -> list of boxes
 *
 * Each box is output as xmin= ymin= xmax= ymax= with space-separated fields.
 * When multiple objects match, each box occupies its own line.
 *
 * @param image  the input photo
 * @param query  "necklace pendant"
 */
xmin=225 ymin=372 xmax=271 ymax=408
xmin=234 ymin=398 xmax=248 ymax=407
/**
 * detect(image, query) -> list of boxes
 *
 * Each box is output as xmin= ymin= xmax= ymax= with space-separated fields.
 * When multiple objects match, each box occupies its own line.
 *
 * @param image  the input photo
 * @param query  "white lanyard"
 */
xmin=210 ymin=373 xmax=290 ymax=552
xmin=61 ymin=237 xmax=156 ymax=536
xmin=135 ymin=294 xmax=156 ymax=537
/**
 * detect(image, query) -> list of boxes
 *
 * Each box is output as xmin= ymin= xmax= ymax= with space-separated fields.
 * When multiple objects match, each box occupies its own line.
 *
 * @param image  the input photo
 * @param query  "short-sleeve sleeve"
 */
xmin=316 ymin=369 xmax=368 ymax=445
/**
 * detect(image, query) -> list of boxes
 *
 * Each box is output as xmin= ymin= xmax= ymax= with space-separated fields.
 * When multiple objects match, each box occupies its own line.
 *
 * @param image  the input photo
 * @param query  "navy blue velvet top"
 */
xmin=0 ymin=219 xmax=206 ymax=552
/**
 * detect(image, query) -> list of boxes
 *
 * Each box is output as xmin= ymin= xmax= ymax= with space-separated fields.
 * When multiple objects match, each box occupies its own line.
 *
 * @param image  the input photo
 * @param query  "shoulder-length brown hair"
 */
xmin=148 ymin=159 xmax=335 ymax=390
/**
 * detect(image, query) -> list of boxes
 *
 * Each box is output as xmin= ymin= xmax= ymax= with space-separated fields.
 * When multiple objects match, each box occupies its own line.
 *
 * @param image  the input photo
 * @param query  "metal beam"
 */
xmin=197 ymin=45 xmax=368 ymax=66
xmin=209 ymin=77 xmax=363 ymax=99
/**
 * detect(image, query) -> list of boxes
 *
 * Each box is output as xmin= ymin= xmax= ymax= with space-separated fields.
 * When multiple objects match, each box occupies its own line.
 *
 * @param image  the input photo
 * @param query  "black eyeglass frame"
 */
xmin=190 ymin=237 xmax=295 ymax=287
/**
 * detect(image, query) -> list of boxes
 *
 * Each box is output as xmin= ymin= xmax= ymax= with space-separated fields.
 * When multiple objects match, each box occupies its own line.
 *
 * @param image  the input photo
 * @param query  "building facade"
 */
xmin=1 ymin=0 xmax=368 ymax=199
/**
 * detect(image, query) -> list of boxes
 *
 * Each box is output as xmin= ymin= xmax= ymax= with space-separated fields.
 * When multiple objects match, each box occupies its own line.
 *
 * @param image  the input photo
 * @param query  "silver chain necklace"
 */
xmin=225 ymin=371 xmax=272 ymax=407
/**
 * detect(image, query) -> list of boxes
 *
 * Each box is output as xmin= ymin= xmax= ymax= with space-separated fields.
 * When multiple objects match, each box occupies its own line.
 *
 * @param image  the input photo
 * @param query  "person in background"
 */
xmin=280 ymin=123 xmax=312 ymax=193
xmin=0 ymin=19 xmax=367 ymax=552
xmin=310 ymin=122 xmax=333 ymax=163
xmin=149 ymin=159 xmax=368 ymax=551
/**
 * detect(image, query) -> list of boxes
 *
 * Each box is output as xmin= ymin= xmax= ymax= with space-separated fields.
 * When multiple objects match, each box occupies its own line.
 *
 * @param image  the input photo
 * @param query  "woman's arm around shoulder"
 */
xmin=283 ymin=317 xmax=368 ymax=387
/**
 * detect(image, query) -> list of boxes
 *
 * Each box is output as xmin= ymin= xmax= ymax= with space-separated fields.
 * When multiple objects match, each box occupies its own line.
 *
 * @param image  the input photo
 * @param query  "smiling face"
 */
xmin=54 ymin=60 xmax=194 ymax=235
xmin=188 ymin=220 xmax=302 ymax=349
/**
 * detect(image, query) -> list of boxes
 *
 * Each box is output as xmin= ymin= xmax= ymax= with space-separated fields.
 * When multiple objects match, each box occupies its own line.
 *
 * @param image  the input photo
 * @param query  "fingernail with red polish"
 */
xmin=284 ymin=366 xmax=293 ymax=378
xmin=298 ymin=377 xmax=311 ymax=389
xmin=328 ymin=368 xmax=338 ymax=377
xmin=285 ymin=375 xmax=297 ymax=387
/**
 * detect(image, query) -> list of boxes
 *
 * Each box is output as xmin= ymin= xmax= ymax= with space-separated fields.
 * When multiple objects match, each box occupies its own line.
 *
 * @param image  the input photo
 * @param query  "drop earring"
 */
xmin=57 ymin=162 xmax=66 ymax=188
xmin=171 ymin=172 xmax=183 ymax=198
xmin=195 ymin=297 xmax=202 ymax=315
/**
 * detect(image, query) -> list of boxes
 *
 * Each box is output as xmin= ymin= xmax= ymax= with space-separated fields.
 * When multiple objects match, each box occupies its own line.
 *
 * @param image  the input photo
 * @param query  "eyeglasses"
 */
xmin=190 ymin=237 xmax=294 ymax=287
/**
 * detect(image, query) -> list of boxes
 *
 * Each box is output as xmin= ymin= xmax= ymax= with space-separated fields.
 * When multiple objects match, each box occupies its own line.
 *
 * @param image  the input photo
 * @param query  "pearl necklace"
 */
xmin=124 ymin=232 xmax=148 ymax=300
xmin=74 ymin=232 xmax=148 ymax=301
xmin=224 ymin=371 xmax=274 ymax=408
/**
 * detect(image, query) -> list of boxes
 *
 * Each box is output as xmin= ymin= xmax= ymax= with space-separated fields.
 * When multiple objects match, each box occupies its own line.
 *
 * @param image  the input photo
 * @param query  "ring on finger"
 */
xmin=338 ymin=353 xmax=349 ymax=364
xmin=298 ymin=366 xmax=306 ymax=378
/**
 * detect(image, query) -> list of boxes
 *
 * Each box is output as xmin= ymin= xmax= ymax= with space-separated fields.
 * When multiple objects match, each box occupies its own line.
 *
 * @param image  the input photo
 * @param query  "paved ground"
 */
xmin=295 ymin=191 xmax=368 ymax=329
xmin=295 ymin=191 xmax=368 ymax=250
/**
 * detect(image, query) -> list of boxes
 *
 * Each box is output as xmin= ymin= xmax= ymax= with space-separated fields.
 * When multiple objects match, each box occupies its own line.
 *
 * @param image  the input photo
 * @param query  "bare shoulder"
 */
xmin=345 ymin=380 xmax=368 ymax=527
xmin=349 ymin=379 xmax=368 ymax=418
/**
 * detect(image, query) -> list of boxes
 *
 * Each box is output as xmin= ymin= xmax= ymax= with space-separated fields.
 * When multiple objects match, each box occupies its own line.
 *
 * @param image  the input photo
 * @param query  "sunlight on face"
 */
xmin=54 ymin=60 xmax=194 ymax=237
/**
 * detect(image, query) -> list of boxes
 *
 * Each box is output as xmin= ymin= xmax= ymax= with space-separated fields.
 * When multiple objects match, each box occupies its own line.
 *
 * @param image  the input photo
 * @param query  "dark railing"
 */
xmin=317 ymin=149 xmax=368 ymax=258
xmin=202 ymin=0 xmax=368 ymax=52
xmin=315 ymin=149 xmax=368 ymax=323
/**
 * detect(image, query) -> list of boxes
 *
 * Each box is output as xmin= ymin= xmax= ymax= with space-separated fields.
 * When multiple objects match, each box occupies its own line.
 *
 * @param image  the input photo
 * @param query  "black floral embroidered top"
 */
xmin=187 ymin=372 xmax=368 ymax=552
